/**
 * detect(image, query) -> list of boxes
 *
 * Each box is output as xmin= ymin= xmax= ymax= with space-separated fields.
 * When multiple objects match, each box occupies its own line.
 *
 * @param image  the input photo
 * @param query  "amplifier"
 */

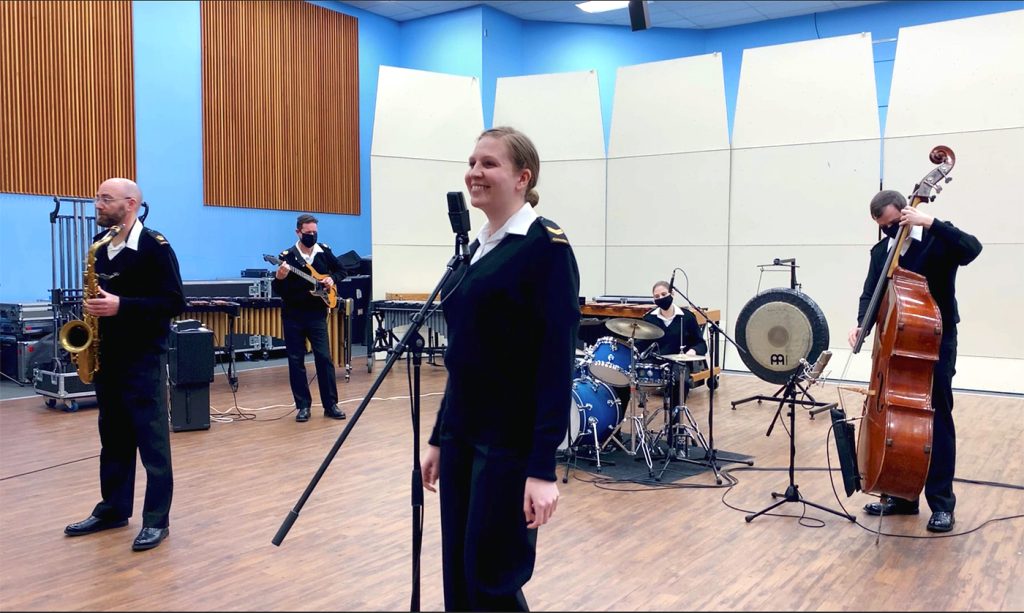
xmin=170 ymin=384 xmax=211 ymax=432
xmin=169 ymin=321 xmax=215 ymax=386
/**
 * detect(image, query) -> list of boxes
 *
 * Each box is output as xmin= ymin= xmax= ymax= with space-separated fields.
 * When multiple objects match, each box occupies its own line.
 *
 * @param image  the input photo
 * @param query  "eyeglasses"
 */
xmin=94 ymin=196 xmax=129 ymax=205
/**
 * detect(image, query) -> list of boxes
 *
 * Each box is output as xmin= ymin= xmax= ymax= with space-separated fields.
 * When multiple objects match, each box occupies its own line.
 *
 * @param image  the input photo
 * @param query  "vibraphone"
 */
xmin=367 ymin=300 xmax=447 ymax=372
xmin=179 ymin=297 xmax=354 ymax=382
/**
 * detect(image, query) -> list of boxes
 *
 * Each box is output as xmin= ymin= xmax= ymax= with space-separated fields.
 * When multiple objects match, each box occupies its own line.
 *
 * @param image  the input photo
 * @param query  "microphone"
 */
xmin=802 ymin=350 xmax=832 ymax=382
xmin=446 ymin=192 xmax=471 ymax=259
xmin=639 ymin=342 xmax=658 ymax=361
xmin=668 ymin=268 xmax=677 ymax=296
xmin=808 ymin=402 xmax=839 ymax=417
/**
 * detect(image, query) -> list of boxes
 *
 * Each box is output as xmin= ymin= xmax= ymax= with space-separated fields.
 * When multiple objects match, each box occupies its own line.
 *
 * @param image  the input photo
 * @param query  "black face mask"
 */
xmin=881 ymin=223 xmax=900 ymax=240
xmin=655 ymin=295 xmax=673 ymax=310
xmin=300 ymin=232 xmax=318 ymax=248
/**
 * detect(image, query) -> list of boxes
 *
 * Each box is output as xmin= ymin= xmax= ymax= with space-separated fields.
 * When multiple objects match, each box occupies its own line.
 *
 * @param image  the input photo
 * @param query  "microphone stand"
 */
xmin=272 ymin=232 xmax=471 ymax=613
xmin=668 ymin=278 xmax=754 ymax=484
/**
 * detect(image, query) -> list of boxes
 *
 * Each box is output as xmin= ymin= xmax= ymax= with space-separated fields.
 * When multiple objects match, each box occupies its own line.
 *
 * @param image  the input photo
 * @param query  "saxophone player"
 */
xmin=63 ymin=178 xmax=185 ymax=552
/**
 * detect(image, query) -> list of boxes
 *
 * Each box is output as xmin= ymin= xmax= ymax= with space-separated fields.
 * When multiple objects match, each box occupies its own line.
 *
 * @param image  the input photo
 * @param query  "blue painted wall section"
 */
xmin=2 ymin=0 xmax=1019 ymax=301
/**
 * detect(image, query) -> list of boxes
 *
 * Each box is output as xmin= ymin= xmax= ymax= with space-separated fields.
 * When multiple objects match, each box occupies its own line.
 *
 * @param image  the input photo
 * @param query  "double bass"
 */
xmin=850 ymin=146 xmax=955 ymax=501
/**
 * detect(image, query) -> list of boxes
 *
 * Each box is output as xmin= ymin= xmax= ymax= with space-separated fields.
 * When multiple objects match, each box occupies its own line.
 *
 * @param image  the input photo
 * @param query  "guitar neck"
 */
xmin=284 ymin=262 xmax=318 ymax=285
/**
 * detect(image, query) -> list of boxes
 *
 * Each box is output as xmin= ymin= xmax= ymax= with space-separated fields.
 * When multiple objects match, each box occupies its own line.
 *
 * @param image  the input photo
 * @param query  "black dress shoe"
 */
xmin=927 ymin=511 xmax=955 ymax=533
xmin=64 ymin=515 xmax=129 ymax=536
xmin=324 ymin=405 xmax=346 ymax=420
xmin=296 ymin=407 xmax=311 ymax=422
xmin=132 ymin=526 xmax=169 ymax=551
xmin=863 ymin=496 xmax=920 ymax=516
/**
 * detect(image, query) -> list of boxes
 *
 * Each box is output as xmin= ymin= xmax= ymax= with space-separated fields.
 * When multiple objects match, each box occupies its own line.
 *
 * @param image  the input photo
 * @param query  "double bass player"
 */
xmin=848 ymin=188 xmax=982 ymax=532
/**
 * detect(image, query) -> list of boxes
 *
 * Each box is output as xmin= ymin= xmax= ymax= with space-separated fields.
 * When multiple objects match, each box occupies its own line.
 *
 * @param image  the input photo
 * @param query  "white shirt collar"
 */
xmin=471 ymin=202 xmax=537 ymax=265
xmin=295 ymin=241 xmax=323 ymax=264
xmin=106 ymin=220 xmax=143 ymax=260
xmin=887 ymin=225 xmax=923 ymax=255
xmin=649 ymin=304 xmax=685 ymax=325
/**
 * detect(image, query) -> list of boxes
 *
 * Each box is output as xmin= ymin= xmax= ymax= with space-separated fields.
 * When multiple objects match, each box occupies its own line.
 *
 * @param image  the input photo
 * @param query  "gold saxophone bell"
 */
xmin=59 ymin=319 xmax=93 ymax=353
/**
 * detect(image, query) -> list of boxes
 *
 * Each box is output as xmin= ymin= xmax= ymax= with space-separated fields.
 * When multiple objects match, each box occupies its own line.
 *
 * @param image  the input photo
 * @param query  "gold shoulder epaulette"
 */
xmin=279 ymin=249 xmax=289 ymax=258
xmin=319 ymin=242 xmax=330 ymax=250
xmin=539 ymin=218 xmax=570 ymax=245
xmin=152 ymin=232 xmax=168 ymax=245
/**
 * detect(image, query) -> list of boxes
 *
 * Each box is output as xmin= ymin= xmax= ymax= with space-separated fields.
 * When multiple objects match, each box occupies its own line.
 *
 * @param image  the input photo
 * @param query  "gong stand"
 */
xmin=668 ymin=284 xmax=753 ymax=484
xmin=731 ymin=258 xmax=832 ymax=414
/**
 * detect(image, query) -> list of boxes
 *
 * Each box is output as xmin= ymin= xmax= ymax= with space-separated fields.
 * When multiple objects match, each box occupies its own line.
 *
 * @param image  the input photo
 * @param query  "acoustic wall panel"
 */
xmin=606 ymin=152 xmax=731 ymax=247
xmin=885 ymin=10 xmax=1024 ymax=138
xmin=608 ymin=54 xmax=729 ymax=158
xmin=493 ymin=71 xmax=606 ymax=299
xmin=732 ymin=33 xmax=879 ymax=148
xmin=605 ymin=245 xmax=728 ymax=313
xmin=370 ymin=67 xmax=484 ymax=299
xmin=492 ymin=71 xmax=605 ymax=161
xmin=371 ymin=66 xmax=484 ymax=161
xmin=729 ymin=141 xmax=881 ymax=246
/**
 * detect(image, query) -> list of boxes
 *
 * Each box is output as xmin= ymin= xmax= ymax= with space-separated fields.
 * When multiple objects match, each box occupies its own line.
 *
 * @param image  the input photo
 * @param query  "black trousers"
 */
xmin=282 ymin=309 xmax=337 ymax=410
xmin=439 ymin=436 xmax=536 ymax=612
xmin=92 ymin=352 xmax=173 ymax=529
xmin=888 ymin=336 xmax=957 ymax=513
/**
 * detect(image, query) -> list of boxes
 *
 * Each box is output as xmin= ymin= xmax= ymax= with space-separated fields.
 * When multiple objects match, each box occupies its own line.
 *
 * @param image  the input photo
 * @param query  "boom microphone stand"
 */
xmin=272 ymin=193 xmax=473 ymax=612
xmin=668 ymin=271 xmax=754 ymax=484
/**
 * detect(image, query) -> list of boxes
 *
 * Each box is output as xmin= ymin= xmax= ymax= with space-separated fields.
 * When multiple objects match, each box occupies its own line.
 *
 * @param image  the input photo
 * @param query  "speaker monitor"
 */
xmin=169 ymin=321 xmax=214 ymax=386
xmin=170 ymin=384 xmax=210 ymax=432
xmin=629 ymin=0 xmax=650 ymax=31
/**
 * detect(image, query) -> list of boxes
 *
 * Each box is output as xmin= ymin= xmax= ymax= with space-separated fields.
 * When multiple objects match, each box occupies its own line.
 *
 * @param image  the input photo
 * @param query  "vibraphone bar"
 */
xmin=367 ymin=300 xmax=447 ymax=372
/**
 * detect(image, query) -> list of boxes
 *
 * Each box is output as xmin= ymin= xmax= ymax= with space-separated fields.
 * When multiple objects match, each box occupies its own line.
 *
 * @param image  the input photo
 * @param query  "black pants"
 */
xmin=439 ymin=436 xmax=536 ymax=612
xmin=888 ymin=337 xmax=957 ymax=513
xmin=92 ymin=352 xmax=173 ymax=529
xmin=282 ymin=309 xmax=337 ymax=410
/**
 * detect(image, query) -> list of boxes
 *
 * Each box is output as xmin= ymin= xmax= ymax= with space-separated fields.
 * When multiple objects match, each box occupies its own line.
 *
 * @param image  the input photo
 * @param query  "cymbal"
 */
xmin=659 ymin=353 xmax=707 ymax=363
xmin=579 ymin=318 xmax=604 ymax=327
xmin=605 ymin=317 xmax=664 ymax=341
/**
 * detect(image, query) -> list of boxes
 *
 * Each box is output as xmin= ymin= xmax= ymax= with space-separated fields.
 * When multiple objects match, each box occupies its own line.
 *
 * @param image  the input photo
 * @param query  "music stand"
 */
xmin=668 ymin=280 xmax=754 ymax=484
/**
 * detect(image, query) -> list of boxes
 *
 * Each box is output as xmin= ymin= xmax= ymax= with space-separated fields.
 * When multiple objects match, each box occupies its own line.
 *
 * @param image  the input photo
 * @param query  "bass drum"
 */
xmin=559 ymin=376 xmax=623 ymax=450
xmin=734 ymin=288 xmax=829 ymax=385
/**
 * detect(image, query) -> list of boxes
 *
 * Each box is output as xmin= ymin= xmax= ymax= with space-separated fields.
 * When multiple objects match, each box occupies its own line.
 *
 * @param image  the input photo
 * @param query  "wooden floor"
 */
xmin=1 ymin=358 xmax=1022 ymax=612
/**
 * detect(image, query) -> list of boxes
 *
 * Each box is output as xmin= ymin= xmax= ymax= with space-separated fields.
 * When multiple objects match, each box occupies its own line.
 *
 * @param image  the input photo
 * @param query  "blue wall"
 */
xmin=2 ymin=0 xmax=1020 ymax=302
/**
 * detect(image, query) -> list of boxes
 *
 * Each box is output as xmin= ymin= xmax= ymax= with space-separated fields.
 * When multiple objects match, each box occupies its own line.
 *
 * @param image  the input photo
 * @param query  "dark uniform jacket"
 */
xmin=94 ymin=226 xmax=185 ymax=359
xmin=429 ymin=217 xmax=581 ymax=482
xmin=638 ymin=308 xmax=707 ymax=357
xmin=857 ymin=220 xmax=982 ymax=341
xmin=271 ymin=244 xmax=345 ymax=314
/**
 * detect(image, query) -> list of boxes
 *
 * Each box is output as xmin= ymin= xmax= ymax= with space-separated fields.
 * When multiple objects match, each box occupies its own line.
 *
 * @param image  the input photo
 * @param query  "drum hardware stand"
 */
xmin=561 ymin=416 xmax=616 ymax=483
xmin=669 ymin=279 xmax=754 ymax=483
xmin=653 ymin=368 xmax=711 ymax=481
xmin=745 ymin=369 xmax=854 ymax=523
xmin=273 ymin=193 xmax=474 ymax=612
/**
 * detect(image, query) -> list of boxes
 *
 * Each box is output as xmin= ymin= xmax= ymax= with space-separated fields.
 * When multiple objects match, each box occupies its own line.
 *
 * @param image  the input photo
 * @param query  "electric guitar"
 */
xmin=263 ymin=254 xmax=337 ymax=309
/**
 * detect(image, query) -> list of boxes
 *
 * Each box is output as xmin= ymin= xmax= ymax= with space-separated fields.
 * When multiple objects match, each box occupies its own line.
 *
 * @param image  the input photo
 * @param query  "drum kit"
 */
xmin=562 ymin=317 xmax=711 ymax=480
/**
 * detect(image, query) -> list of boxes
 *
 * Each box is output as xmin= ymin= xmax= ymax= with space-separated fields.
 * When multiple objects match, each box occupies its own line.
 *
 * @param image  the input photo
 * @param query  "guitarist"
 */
xmin=272 ymin=214 xmax=347 ymax=422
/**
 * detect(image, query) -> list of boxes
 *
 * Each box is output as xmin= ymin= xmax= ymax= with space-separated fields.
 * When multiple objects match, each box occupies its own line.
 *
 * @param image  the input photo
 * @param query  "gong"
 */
xmin=735 ymin=288 xmax=829 ymax=385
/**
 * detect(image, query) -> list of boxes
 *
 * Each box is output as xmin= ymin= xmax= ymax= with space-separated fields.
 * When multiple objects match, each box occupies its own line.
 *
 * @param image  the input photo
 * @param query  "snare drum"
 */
xmin=560 ymin=376 xmax=623 ymax=450
xmin=588 ymin=336 xmax=636 ymax=387
xmin=635 ymin=361 xmax=671 ymax=389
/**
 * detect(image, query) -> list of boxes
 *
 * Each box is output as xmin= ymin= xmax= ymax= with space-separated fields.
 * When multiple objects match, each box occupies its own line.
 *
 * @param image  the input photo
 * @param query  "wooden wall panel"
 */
xmin=201 ymin=1 xmax=359 ymax=215
xmin=0 ymin=1 xmax=135 ymax=197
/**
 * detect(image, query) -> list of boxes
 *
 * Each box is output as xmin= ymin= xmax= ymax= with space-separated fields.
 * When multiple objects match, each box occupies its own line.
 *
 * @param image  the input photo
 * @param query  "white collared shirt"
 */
xmin=470 ymin=202 xmax=538 ymax=265
xmin=648 ymin=304 xmax=685 ymax=325
xmin=295 ymin=241 xmax=324 ymax=265
xmin=106 ymin=220 xmax=143 ymax=260
xmin=887 ymin=225 xmax=923 ymax=256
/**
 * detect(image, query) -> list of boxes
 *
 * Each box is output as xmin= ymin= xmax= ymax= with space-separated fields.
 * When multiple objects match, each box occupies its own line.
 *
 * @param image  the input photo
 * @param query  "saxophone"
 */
xmin=59 ymin=225 xmax=122 ymax=384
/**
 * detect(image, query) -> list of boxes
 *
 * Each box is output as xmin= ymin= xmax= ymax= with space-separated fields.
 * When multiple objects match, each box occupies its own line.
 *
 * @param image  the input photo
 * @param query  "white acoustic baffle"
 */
xmin=729 ymin=33 xmax=881 ymax=380
xmin=606 ymin=53 xmax=731 ymax=331
xmin=492 ymin=70 xmax=606 ymax=299
xmin=884 ymin=10 xmax=1024 ymax=393
xmin=370 ymin=66 xmax=484 ymax=299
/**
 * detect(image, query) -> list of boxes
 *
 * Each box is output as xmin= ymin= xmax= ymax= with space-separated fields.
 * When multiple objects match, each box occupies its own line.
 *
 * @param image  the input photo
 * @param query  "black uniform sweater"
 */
xmin=429 ymin=217 xmax=581 ymax=482
xmin=271 ymin=244 xmax=345 ymax=314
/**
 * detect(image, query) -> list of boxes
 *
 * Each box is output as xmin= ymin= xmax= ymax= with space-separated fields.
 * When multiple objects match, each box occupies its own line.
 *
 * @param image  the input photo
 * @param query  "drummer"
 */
xmin=635 ymin=280 xmax=708 ymax=404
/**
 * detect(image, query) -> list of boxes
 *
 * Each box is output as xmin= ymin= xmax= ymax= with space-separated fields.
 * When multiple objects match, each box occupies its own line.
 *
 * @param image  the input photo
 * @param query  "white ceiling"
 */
xmin=338 ymin=1 xmax=886 ymax=30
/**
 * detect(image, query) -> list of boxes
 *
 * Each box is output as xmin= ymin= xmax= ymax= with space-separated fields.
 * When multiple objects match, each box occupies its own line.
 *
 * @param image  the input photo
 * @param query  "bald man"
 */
xmin=63 ymin=178 xmax=185 ymax=551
